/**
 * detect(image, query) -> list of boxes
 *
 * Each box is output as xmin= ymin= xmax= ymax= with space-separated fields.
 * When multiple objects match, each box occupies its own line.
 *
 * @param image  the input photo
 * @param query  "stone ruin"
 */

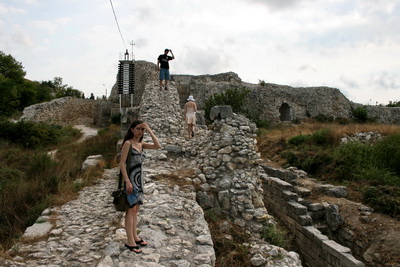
xmin=172 ymin=72 xmax=400 ymax=125
xmin=19 ymin=60 xmax=400 ymax=127
xmin=16 ymin=59 xmax=395 ymax=266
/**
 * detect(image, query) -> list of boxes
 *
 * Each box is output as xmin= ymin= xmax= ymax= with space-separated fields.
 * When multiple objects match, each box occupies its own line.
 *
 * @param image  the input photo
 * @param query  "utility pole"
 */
xmin=103 ymin=84 xmax=107 ymax=99
xmin=130 ymin=40 xmax=135 ymax=59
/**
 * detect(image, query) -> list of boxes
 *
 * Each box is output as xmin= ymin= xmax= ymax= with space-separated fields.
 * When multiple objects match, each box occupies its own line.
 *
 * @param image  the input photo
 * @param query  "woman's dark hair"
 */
xmin=123 ymin=119 xmax=144 ymax=144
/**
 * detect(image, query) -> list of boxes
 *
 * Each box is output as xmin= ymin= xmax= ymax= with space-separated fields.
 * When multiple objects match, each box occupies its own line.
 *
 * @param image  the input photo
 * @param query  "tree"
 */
xmin=387 ymin=101 xmax=400 ymax=107
xmin=0 ymin=79 xmax=20 ymax=116
xmin=51 ymin=77 xmax=83 ymax=98
xmin=0 ymin=51 xmax=26 ymax=81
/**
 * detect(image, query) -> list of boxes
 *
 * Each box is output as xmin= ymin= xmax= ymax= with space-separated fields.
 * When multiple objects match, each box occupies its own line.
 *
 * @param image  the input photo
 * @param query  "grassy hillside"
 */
xmin=0 ymin=121 xmax=120 ymax=250
xmin=257 ymin=120 xmax=400 ymax=219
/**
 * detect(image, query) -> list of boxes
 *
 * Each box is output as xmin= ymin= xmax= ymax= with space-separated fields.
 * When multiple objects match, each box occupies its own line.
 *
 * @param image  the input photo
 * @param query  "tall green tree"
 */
xmin=0 ymin=51 xmax=26 ymax=81
xmin=0 ymin=79 xmax=21 ymax=116
xmin=51 ymin=77 xmax=83 ymax=98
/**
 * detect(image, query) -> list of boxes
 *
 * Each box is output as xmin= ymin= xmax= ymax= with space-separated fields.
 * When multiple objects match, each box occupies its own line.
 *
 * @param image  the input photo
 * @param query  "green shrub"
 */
xmin=0 ymin=168 xmax=24 ymax=193
xmin=204 ymin=87 xmax=250 ymax=121
xmin=311 ymin=128 xmax=334 ymax=145
xmin=204 ymin=208 xmax=222 ymax=223
xmin=111 ymin=113 xmax=121 ymax=125
xmin=299 ymin=152 xmax=333 ymax=175
xmin=57 ymin=125 xmax=81 ymax=143
xmin=386 ymin=101 xmax=400 ymax=107
xmin=258 ymin=79 xmax=266 ymax=86
xmin=0 ymin=121 xmax=80 ymax=149
xmin=245 ymin=110 xmax=272 ymax=129
xmin=335 ymin=117 xmax=351 ymax=125
xmin=27 ymin=153 xmax=54 ymax=177
xmin=331 ymin=134 xmax=400 ymax=184
xmin=281 ymin=128 xmax=400 ymax=218
xmin=356 ymin=166 xmax=399 ymax=186
xmin=288 ymin=129 xmax=334 ymax=147
xmin=372 ymin=134 xmax=400 ymax=175
xmin=362 ymin=186 xmax=400 ymax=218
xmin=288 ymin=135 xmax=309 ymax=146
xmin=332 ymin=142 xmax=371 ymax=181
xmin=352 ymin=106 xmax=368 ymax=123
xmin=261 ymin=222 xmax=287 ymax=248
xmin=314 ymin=114 xmax=334 ymax=123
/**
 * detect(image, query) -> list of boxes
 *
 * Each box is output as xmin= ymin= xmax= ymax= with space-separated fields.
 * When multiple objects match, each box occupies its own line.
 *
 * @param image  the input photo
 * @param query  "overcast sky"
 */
xmin=1 ymin=0 xmax=399 ymax=105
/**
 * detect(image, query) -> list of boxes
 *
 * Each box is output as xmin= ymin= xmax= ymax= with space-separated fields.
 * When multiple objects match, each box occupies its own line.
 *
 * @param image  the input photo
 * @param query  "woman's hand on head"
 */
xmin=140 ymin=123 xmax=150 ymax=131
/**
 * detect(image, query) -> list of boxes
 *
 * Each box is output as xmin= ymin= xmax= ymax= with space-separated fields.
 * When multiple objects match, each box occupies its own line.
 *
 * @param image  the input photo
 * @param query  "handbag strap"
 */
xmin=118 ymin=143 xmax=132 ymax=189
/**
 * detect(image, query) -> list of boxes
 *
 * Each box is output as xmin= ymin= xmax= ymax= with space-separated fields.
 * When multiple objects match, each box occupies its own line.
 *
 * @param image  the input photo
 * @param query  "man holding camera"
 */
xmin=157 ymin=49 xmax=175 ymax=90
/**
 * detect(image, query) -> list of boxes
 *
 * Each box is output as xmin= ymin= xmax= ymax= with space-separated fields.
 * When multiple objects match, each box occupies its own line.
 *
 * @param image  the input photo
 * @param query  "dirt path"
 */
xmin=48 ymin=125 xmax=99 ymax=159
xmin=73 ymin=125 xmax=99 ymax=142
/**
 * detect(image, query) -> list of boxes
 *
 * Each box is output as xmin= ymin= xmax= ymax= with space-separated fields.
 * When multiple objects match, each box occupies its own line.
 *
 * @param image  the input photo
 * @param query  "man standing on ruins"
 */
xmin=157 ymin=49 xmax=174 ymax=91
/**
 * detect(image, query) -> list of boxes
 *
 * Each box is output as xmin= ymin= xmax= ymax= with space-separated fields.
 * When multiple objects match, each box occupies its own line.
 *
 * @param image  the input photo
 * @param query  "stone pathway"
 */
xmin=2 ymin=159 xmax=215 ymax=267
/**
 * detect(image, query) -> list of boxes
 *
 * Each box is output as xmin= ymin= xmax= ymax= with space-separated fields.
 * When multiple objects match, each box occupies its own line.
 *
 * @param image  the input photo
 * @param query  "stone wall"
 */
xmin=171 ymin=72 xmax=242 ymax=108
xmin=172 ymin=73 xmax=400 ymax=124
xmin=353 ymin=103 xmax=400 ymax=124
xmin=19 ymin=97 xmax=113 ymax=127
xmin=19 ymin=60 xmax=159 ymax=128
xmin=261 ymin=165 xmax=365 ymax=267
xmin=193 ymin=107 xmax=269 ymax=231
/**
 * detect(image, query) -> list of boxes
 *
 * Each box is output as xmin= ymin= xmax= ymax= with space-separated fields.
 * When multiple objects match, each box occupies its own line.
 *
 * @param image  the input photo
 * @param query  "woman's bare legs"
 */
xmin=187 ymin=124 xmax=194 ymax=138
xmin=125 ymin=205 xmax=142 ymax=252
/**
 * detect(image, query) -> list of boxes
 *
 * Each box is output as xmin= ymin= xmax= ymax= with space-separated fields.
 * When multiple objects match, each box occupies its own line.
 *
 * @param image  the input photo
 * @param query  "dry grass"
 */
xmin=263 ymin=120 xmax=400 ymax=141
xmin=258 ymin=121 xmax=400 ymax=167
xmin=0 ymin=125 xmax=120 ymax=252
xmin=205 ymin=212 xmax=252 ymax=267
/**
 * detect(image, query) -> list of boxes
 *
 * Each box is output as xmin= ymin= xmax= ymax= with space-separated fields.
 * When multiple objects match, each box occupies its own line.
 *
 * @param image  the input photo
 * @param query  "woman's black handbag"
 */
xmin=112 ymin=172 xmax=129 ymax=212
xmin=111 ymin=147 xmax=132 ymax=212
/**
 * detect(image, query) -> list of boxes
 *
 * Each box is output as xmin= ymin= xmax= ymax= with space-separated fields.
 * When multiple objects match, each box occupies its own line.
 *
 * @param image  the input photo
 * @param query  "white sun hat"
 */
xmin=187 ymin=95 xmax=195 ymax=101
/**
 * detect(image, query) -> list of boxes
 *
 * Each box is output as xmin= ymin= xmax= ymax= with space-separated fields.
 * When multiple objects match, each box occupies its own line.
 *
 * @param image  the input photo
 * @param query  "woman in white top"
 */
xmin=184 ymin=95 xmax=197 ymax=139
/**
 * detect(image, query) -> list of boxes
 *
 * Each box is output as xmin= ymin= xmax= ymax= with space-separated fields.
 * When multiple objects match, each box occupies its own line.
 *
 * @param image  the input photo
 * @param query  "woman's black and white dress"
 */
xmin=126 ymin=147 xmax=145 ymax=207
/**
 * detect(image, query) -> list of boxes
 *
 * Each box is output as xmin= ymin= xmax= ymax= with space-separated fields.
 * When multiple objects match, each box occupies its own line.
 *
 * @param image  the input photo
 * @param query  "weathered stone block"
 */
xmin=268 ymin=177 xmax=293 ymax=191
xmin=288 ymin=201 xmax=308 ymax=216
xmin=282 ymin=190 xmax=299 ymax=201
xmin=210 ymin=105 xmax=233 ymax=120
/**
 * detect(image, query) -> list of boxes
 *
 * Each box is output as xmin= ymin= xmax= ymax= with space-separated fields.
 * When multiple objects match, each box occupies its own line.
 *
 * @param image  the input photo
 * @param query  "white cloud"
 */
xmin=32 ymin=18 xmax=71 ymax=34
xmin=370 ymin=71 xmax=400 ymax=90
xmin=0 ymin=3 xmax=25 ymax=14
xmin=339 ymin=76 xmax=358 ymax=89
xmin=242 ymin=0 xmax=310 ymax=10
xmin=10 ymin=25 xmax=34 ymax=46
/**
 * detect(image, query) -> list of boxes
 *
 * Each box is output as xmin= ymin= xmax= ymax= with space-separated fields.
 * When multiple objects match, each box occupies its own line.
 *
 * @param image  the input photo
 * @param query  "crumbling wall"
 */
xmin=19 ymin=97 xmax=112 ymax=127
xmin=172 ymin=73 xmax=400 ymax=124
